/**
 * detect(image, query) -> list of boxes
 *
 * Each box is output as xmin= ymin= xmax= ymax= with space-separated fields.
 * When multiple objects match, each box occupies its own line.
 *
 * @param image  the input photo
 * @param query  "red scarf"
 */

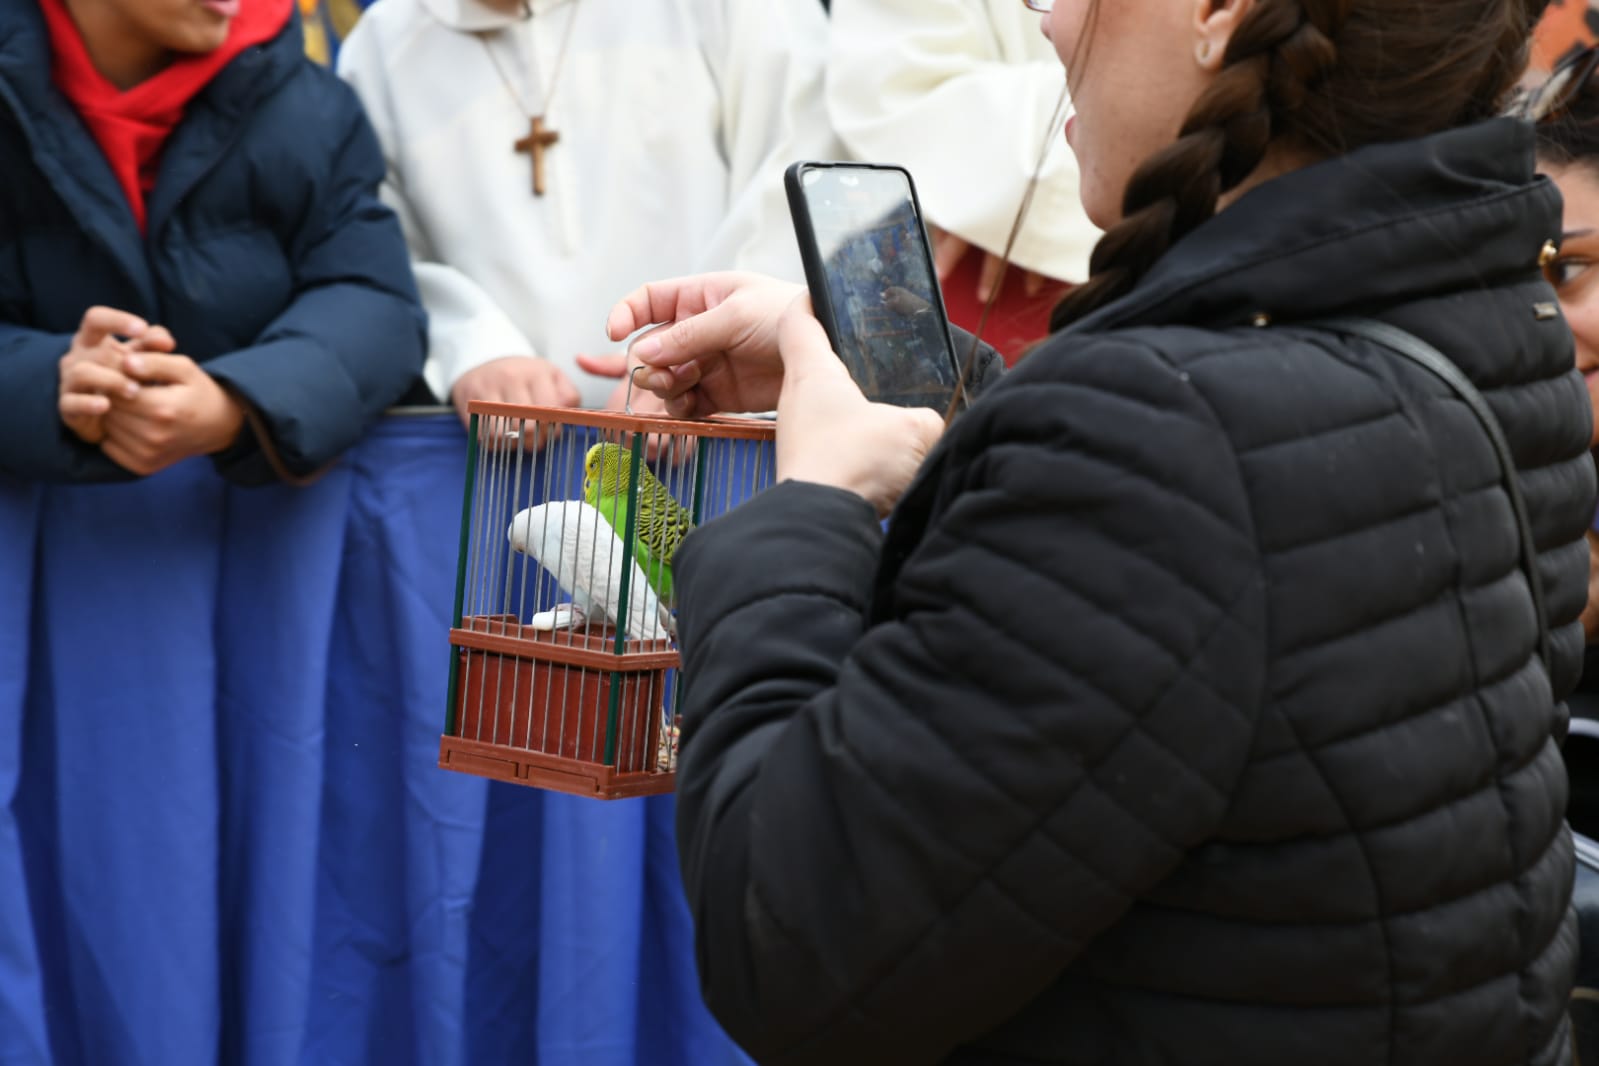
xmin=40 ymin=0 xmax=292 ymax=233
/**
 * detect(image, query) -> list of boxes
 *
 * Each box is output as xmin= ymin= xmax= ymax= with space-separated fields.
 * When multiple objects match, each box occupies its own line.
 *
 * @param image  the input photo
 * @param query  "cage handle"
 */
xmin=625 ymin=365 xmax=650 ymax=416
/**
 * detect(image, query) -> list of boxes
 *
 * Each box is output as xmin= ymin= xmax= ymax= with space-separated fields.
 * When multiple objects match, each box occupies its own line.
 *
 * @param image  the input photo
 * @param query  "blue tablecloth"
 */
xmin=0 ymin=412 xmax=751 ymax=1066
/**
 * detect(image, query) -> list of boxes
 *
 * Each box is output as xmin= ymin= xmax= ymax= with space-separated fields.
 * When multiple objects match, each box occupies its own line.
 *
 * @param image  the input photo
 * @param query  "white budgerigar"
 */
xmin=507 ymin=500 xmax=675 ymax=642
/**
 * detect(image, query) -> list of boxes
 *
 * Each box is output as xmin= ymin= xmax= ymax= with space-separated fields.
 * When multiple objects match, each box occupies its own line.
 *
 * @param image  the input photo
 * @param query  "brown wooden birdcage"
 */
xmin=439 ymin=402 xmax=776 ymax=799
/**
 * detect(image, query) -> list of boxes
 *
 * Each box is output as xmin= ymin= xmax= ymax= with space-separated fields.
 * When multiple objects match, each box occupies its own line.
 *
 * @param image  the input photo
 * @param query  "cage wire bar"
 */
xmin=440 ymin=401 xmax=776 ymax=798
xmin=602 ymin=430 xmax=648 ymax=767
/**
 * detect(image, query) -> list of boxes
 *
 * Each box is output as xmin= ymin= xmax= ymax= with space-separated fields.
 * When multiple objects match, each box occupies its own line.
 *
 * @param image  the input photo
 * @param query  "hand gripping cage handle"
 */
xmin=1312 ymin=316 xmax=1553 ymax=676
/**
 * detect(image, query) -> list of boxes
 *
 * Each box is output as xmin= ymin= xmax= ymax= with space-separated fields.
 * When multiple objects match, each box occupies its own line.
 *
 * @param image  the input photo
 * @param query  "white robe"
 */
xmin=338 ymin=0 xmax=839 ymax=407
xmin=826 ymin=0 xmax=1100 ymax=283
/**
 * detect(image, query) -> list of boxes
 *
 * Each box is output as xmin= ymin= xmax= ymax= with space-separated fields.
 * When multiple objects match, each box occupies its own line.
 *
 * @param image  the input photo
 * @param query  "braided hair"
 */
xmin=1051 ymin=0 xmax=1549 ymax=330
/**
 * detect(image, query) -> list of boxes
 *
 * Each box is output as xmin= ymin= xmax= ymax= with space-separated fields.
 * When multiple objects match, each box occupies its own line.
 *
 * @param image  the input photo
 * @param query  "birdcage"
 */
xmin=439 ymin=400 xmax=777 ymax=799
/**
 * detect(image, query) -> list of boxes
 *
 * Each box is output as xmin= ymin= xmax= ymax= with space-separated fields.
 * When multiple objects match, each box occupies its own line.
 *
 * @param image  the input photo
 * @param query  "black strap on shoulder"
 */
xmin=1313 ymin=316 xmax=1553 ymax=676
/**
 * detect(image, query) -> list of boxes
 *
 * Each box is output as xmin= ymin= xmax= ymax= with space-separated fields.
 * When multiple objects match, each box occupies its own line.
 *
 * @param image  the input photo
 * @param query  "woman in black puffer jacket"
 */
xmin=604 ymin=0 xmax=1592 ymax=1063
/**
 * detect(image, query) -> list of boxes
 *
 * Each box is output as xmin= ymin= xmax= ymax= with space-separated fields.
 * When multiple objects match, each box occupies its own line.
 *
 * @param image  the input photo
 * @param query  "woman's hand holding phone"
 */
xmin=773 ymin=294 xmax=944 ymax=517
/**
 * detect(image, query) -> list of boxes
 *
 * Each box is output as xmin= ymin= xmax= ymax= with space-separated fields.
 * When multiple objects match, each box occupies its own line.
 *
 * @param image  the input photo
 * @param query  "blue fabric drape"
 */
xmin=0 ymin=413 xmax=750 ymax=1066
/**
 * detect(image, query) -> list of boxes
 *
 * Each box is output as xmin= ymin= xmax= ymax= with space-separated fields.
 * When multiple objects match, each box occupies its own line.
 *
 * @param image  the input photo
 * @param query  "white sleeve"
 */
xmin=826 ymin=0 xmax=1098 ymax=282
xmin=692 ymin=0 xmax=843 ymax=282
xmin=407 ymin=264 xmax=537 ymax=403
xmin=337 ymin=26 xmax=538 ymax=403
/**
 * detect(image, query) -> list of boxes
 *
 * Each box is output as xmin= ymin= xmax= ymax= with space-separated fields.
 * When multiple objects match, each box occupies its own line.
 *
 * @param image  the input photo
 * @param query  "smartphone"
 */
xmin=785 ymin=161 xmax=964 ymax=411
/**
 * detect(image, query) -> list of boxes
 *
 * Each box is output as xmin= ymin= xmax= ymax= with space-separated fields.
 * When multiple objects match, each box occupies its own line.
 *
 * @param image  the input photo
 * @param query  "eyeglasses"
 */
xmin=1021 ymin=0 xmax=1052 ymax=11
xmin=1520 ymin=43 xmax=1599 ymax=123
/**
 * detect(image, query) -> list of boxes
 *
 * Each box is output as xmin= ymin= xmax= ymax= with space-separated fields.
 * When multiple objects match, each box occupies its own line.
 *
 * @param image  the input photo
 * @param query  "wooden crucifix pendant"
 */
xmin=514 ymin=115 xmax=560 ymax=196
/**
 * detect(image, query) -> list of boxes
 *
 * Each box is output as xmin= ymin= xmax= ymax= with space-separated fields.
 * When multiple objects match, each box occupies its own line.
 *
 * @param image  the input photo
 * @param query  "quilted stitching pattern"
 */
xmin=671 ymin=121 xmax=1592 ymax=1065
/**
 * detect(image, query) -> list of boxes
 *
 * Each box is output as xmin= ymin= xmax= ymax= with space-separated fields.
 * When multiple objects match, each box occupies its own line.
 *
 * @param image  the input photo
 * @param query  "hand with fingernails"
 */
xmin=57 ymin=306 xmax=245 ymax=476
xmin=606 ymin=272 xmax=802 ymax=420
xmin=608 ymin=273 xmax=945 ymax=516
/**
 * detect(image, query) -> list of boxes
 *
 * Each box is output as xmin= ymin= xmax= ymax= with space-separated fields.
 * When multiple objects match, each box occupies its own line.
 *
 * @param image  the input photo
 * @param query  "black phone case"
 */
xmin=783 ymin=161 xmax=964 ymax=406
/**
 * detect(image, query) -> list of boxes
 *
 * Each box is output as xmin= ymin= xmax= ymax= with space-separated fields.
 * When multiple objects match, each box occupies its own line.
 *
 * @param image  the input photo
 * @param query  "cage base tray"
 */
xmin=438 ymin=735 xmax=675 ymax=799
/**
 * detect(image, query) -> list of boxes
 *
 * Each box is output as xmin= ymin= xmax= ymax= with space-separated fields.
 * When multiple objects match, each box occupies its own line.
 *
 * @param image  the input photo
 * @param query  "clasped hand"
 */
xmin=606 ymin=273 xmax=945 ymax=517
xmin=58 ymin=307 xmax=245 ymax=476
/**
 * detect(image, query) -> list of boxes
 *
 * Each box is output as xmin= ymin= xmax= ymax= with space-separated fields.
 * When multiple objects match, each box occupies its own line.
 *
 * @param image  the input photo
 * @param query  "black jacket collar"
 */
xmin=1074 ymin=118 xmax=1561 ymax=334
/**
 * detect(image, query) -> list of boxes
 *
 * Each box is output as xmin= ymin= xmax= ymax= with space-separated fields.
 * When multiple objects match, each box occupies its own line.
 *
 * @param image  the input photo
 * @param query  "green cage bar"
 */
xmin=444 ymin=412 xmax=482 ymax=738
xmin=603 ymin=431 xmax=649 ymax=766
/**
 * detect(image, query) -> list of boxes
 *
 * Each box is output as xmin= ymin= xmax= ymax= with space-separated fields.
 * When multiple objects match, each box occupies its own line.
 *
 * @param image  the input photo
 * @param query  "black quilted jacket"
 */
xmin=672 ymin=118 xmax=1596 ymax=1065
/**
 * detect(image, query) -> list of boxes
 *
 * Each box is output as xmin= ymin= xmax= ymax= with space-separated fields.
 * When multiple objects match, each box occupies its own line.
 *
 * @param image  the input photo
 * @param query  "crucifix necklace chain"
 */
xmin=481 ymin=1 xmax=582 ymax=196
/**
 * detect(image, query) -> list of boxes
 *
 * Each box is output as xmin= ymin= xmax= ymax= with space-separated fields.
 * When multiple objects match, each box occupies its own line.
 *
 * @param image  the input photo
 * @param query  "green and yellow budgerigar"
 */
xmin=583 ymin=442 xmax=693 ymax=605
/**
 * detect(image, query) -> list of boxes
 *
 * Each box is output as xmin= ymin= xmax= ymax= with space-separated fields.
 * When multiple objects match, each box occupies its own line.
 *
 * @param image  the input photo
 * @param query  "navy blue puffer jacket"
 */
xmin=0 ymin=0 xmax=425 ymax=485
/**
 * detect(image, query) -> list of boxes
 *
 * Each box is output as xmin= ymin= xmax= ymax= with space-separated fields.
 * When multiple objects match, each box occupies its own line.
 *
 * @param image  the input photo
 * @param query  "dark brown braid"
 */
xmin=1051 ymin=0 xmax=1542 ymax=330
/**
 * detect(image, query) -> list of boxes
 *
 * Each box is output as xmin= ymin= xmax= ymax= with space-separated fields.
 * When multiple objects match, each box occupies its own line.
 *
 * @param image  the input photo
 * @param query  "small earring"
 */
xmin=1197 ymin=40 xmax=1213 ymax=66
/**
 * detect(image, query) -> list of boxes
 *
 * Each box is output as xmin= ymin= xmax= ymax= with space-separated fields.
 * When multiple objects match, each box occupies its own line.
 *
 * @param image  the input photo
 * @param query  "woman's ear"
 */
xmin=1193 ymin=0 xmax=1257 ymax=67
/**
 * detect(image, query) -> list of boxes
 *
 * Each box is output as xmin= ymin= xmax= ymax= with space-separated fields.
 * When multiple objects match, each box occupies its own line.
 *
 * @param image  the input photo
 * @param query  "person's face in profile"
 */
xmin=1039 ymin=0 xmax=1226 ymax=229
xmin=1544 ymin=162 xmax=1599 ymax=446
xmin=97 ymin=0 xmax=236 ymax=56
